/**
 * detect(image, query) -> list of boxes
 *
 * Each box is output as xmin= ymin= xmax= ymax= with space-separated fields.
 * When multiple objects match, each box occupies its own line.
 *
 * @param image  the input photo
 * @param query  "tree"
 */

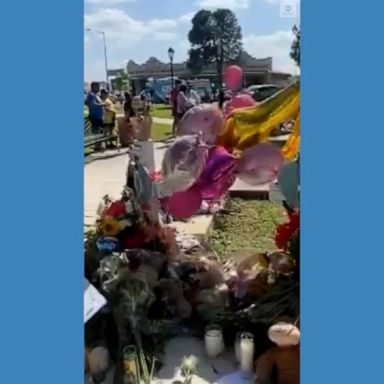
xmin=187 ymin=9 xmax=242 ymax=89
xmin=112 ymin=70 xmax=130 ymax=91
xmin=290 ymin=25 xmax=300 ymax=67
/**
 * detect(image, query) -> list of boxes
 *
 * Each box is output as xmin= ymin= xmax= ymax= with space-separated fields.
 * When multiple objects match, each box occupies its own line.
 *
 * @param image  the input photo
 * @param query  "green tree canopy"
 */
xmin=187 ymin=9 xmax=242 ymax=88
xmin=112 ymin=70 xmax=130 ymax=91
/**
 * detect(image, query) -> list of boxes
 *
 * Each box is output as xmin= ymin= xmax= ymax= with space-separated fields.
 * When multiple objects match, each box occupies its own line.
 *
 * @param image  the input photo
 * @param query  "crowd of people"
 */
xmin=85 ymin=78 xmax=229 ymax=149
xmin=169 ymin=80 xmax=202 ymax=136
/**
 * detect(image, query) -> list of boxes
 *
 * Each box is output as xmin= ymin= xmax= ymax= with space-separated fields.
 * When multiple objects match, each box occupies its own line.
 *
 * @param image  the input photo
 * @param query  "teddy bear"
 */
xmin=255 ymin=322 xmax=300 ymax=384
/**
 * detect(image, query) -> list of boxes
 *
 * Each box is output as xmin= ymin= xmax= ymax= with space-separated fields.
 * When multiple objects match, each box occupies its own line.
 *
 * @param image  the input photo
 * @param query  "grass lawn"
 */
xmin=151 ymin=121 xmax=172 ymax=141
xmin=151 ymin=104 xmax=172 ymax=119
xmin=209 ymin=198 xmax=287 ymax=260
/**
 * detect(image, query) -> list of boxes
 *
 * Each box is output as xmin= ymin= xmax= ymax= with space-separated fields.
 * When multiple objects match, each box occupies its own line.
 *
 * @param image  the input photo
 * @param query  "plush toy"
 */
xmin=255 ymin=322 xmax=300 ymax=384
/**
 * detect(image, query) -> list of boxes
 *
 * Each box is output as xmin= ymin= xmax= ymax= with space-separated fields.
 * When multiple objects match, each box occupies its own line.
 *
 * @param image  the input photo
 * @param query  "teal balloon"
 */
xmin=278 ymin=161 xmax=300 ymax=208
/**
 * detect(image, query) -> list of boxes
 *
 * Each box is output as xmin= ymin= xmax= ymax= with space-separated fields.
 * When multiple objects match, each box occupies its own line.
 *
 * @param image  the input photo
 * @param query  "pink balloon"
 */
xmin=179 ymin=104 xmax=224 ymax=144
xmin=224 ymin=65 xmax=243 ymax=91
xmin=197 ymin=146 xmax=237 ymax=200
xmin=235 ymin=143 xmax=284 ymax=186
xmin=225 ymin=93 xmax=256 ymax=116
xmin=162 ymin=184 xmax=202 ymax=219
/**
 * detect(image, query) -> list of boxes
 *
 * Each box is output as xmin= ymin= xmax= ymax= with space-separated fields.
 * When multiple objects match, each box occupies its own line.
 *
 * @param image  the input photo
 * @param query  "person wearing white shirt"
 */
xmin=186 ymin=81 xmax=201 ymax=106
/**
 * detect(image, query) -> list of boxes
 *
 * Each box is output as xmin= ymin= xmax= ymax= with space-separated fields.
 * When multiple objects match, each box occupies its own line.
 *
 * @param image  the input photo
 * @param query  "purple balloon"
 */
xmin=235 ymin=143 xmax=284 ymax=186
xmin=197 ymin=146 xmax=237 ymax=200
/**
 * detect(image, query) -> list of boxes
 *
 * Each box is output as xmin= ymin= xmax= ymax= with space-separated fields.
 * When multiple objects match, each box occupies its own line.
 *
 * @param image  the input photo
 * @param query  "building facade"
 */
xmin=108 ymin=51 xmax=292 ymax=94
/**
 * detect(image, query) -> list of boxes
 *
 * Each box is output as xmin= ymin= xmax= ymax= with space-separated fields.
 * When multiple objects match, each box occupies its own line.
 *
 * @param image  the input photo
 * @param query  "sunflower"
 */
xmin=101 ymin=217 xmax=121 ymax=236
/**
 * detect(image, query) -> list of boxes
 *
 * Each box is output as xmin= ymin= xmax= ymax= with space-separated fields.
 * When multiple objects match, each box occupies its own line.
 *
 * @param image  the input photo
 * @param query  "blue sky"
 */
xmin=84 ymin=0 xmax=300 ymax=81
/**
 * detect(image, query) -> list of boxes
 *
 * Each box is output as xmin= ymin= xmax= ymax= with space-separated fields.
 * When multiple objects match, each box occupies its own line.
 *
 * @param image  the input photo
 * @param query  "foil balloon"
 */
xmin=277 ymin=161 xmax=300 ymax=208
xmin=235 ymin=143 xmax=284 ymax=186
xmin=224 ymin=65 xmax=243 ymax=91
xmin=197 ymin=146 xmax=237 ymax=200
xmin=159 ymin=135 xmax=208 ymax=197
xmin=162 ymin=184 xmax=202 ymax=219
xmin=225 ymin=93 xmax=257 ymax=116
xmin=179 ymin=104 xmax=224 ymax=144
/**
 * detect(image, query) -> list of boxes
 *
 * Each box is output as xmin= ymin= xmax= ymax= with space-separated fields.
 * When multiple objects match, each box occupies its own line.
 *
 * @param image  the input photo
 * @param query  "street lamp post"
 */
xmin=86 ymin=28 xmax=109 ymax=89
xmin=168 ymin=47 xmax=175 ymax=89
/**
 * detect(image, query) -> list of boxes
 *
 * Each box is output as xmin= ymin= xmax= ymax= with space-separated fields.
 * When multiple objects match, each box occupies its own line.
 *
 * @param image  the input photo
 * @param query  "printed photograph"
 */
xmin=84 ymin=1 xmax=300 ymax=383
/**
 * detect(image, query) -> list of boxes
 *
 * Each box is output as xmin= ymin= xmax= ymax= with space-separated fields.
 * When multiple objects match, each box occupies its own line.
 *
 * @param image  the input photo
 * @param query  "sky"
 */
xmin=84 ymin=0 xmax=300 ymax=82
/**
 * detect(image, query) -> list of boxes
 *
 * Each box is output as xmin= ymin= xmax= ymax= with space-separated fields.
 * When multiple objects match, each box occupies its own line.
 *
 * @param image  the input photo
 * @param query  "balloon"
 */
xmin=179 ymin=104 xmax=224 ymax=144
xmin=162 ymin=184 xmax=202 ymax=219
xmin=160 ymin=135 xmax=208 ymax=196
xmin=197 ymin=146 xmax=237 ymax=200
xmin=224 ymin=65 xmax=243 ymax=91
xmin=225 ymin=93 xmax=257 ymax=116
xmin=235 ymin=143 xmax=284 ymax=186
xmin=278 ymin=161 xmax=300 ymax=208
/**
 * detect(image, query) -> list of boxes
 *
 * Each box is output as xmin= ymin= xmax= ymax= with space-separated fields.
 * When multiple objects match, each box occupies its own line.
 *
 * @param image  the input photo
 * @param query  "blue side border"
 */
xmin=0 ymin=1 xmax=84 ymax=383
xmin=302 ymin=1 xmax=384 ymax=383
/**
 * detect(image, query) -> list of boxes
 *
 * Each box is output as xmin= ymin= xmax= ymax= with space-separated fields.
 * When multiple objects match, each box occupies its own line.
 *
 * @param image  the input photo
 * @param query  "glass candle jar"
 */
xmin=239 ymin=332 xmax=254 ymax=378
xmin=122 ymin=345 xmax=139 ymax=384
xmin=204 ymin=324 xmax=225 ymax=358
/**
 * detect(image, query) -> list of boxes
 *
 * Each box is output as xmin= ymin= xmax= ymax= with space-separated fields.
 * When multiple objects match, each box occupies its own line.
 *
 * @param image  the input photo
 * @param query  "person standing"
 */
xmin=123 ymin=92 xmax=136 ymax=119
xmin=186 ymin=81 xmax=201 ymax=106
xmin=170 ymin=79 xmax=182 ymax=136
xmin=118 ymin=92 xmax=136 ymax=147
xmin=100 ymin=89 xmax=116 ymax=148
xmin=177 ymin=84 xmax=193 ymax=120
xmin=86 ymin=82 xmax=104 ymax=135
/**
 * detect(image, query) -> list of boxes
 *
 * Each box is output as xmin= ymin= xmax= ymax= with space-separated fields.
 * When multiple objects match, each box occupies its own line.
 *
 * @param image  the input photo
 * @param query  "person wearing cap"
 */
xmin=255 ymin=322 xmax=300 ymax=384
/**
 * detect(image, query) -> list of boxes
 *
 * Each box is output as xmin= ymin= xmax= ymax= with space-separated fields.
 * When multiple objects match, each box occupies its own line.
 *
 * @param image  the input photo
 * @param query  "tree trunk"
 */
xmin=217 ymin=60 xmax=223 ymax=91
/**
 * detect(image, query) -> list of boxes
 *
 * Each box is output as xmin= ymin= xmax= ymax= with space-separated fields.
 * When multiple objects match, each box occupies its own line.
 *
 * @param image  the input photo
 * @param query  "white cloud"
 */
xmin=154 ymin=32 xmax=179 ymax=42
xmin=85 ymin=0 xmax=137 ymax=4
xmin=243 ymin=30 xmax=298 ymax=74
xmin=147 ymin=19 xmax=178 ymax=30
xmin=195 ymin=0 xmax=251 ymax=10
xmin=84 ymin=8 xmax=184 ymax=79
xmin=84 ymin=9 xmax=179 ymax=48
xmin=179 ymin=12 xmax=195 ymax=24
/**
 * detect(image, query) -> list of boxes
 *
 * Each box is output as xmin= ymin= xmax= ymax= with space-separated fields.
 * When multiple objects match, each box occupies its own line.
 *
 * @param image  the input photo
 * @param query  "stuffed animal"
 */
xmin=255 ymin=322 xmax=300 ymax=384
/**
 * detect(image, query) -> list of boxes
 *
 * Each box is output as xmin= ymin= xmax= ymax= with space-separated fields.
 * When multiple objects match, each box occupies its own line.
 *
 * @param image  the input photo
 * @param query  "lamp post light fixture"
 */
xmin=168 ymin=47 xmax=175 ymax=88
xmin=86 ymin=28 xmax=109 ymax=89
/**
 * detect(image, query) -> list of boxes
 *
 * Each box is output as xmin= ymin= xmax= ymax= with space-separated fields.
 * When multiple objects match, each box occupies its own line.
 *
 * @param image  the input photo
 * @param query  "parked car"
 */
xmin=247 ymin=84 xmax=281 ymax=102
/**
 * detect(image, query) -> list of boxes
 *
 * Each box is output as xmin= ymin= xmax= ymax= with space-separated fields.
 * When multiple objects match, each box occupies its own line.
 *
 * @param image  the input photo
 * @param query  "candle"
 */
xmin=234 ymin=332 xmax=242 ymax=362
xmin=239 ymin=333 xmax=254 ymax=378
xmin=123 ymin=345 xmax=140 ymax=384
xmin=205 ymin=324 xmax=224 ymax=358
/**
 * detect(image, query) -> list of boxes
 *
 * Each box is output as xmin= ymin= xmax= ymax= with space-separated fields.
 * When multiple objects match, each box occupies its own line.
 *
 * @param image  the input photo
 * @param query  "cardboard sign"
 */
xmin=84 ymin=278 xmax=107 ymax=324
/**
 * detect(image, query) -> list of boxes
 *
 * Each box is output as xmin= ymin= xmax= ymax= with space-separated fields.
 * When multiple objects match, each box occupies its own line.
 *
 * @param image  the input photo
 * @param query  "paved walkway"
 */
xmin=84 ymin=143 xmax=214 ymax=237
